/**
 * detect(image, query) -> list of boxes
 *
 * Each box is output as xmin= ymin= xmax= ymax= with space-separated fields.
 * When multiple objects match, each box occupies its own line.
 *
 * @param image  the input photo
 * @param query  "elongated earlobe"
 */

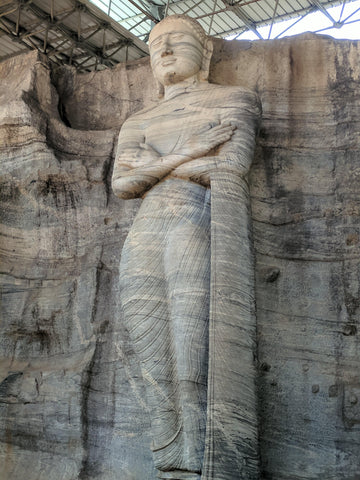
xmin=200 ymin=38 xmax=214 ymax=82
xmin=157 ymin=80 xmax=165 ymax=98
xmin=151 ymin=57 xmax=165 ymax=98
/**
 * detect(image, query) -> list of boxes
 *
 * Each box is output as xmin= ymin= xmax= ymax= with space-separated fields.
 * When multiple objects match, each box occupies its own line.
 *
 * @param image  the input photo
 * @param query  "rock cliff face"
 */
xmin=0 ymin=34 xmax=359 ymax=479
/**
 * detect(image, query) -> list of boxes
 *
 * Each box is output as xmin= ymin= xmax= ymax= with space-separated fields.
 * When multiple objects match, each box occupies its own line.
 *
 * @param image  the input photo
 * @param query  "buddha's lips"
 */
xmin=161 ymin=58 xmax=177 ymax=67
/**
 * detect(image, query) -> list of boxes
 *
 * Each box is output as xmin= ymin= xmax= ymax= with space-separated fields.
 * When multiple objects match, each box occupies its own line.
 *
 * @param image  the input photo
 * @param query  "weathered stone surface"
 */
xmin=0 ymin=51 xmax=153 ymax=480
xmin=1 ymin=33 xmax=360 ymax=480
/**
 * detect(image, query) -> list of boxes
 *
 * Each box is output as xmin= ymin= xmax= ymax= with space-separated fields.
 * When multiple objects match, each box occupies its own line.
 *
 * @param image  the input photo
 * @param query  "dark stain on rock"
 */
xmin=274 ymin=185 xmax=287 ymax=200
xmin=79 ymin=342 xmax=98 ymax=479
xmin=289 ymin=46 xmax=295 ymax=73
xmin=260 ymin=362 xmax=271 ymax=372
xmin=34 ymin=325 xmax=52 ymax=354
xmin=342 ymin=324 xmax=357 ymax=336
xmin=91 ymin=259 xmax=104 ymax=324
xmin=346 ymin=233 xmax=359 ymax=246
xmin=98 ymin=318 xmax=110 ymax=336
xmin=102 ymin=154 xmax=114 ymax=207
xmin=57 ymin=100 xmax=72 ymax=128
xmin=342 ymin=384 xmax=360 ymax=430
xmin=0 ymin=181 xmax=21 ymax=203
xmin=264 ymin=267 xmax=280 ymax=283
xmin=329 ymin=384 xmax=339 ymax=398
xmin=328 ymin=45 xmax=358 ymax=149
xmin=346 ymin=295 xmax=360 ymax=317
xmin=342 ymin=263 xmax=360 ymax=320
xmin=0 ymin=372 xmax=23 ymax=397
xmin=51 ymin=66 xmax=74 ymax=128
xmin=29 ymin=306 xmax=62 ymax=354
xmin=312 ymin=385 xmax=320 ymax=394
xmin=9 ymin=323 xmax=55 ymax=356
xmin=79 ymin=318 xmax=114 ymax=479
xmin=37 ymin=175 xmax=79 ymax=209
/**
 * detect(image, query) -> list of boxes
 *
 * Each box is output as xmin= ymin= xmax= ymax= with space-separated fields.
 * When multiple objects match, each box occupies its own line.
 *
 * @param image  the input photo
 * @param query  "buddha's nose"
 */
xmin=161 ymin=47 xmax=173 ymax=57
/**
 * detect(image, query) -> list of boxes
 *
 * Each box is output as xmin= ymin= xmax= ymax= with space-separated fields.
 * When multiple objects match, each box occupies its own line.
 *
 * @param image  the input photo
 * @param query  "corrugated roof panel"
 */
xmin=123 ymin=16 xmax=144 ymax=30
xmin=215 ymin=17 xmax=238 ymax=36
xmin=133 ymin=25 xmax=150 ymax=37
xmin=203 ymin=2 xmax=229 ymax=35
xmin=224 ymin=11 xmax=244 ymax=29
xmin=224 ymin=10 xmax=245 ymax=28
xmin=222 ymin=10 xmax=246 ymax=30
xmin=294 ymin=0 xmax=309 ymax=9
xmin=63 ymin=16 xmax=98 ymax=33
xmin=111 ymin=2 xmax=139 ymax=19
xmin=215 ymin=15 xmax=237 ymax=36
xmin=254 ymin=0 xmax=275 ymax=20
xmin=207 ymin=14 xmax=229 ymax=36
xmin=88 ymin=0 xmax=109 ymax=13
xmin=243 ymin=2 xmax=269 ymax=24
xmin=110 ymin=3 xmax=127 ymax=19
xmin=276 ymin=1 xmax=292 ymax=16
xmin=172 ymin=1 xmax=198 ymax=15
xmin=197 ymin=0 xmax=215 ymax=15
xmin=169 ymin=1 xmax=194 ymax=15
xmin=282 ymin=0 xmax=299 ymax=10
xmin=0 ymin=37 xmax=24 ymax=57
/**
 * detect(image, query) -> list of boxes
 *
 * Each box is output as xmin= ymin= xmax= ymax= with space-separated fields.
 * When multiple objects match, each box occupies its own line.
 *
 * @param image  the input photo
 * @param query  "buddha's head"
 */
xmin=149 ymin=15 xmax=213 ymax=95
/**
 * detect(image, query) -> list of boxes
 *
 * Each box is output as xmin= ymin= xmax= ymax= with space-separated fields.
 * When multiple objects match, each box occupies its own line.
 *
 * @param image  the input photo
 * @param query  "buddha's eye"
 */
xmin=151 ymin=38 xmax=162 ymax=47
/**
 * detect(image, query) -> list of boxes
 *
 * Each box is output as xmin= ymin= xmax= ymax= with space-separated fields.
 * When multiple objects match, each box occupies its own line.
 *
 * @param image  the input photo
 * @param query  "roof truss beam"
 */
xmin=311 ymin=0 xmax=338 ymax=24
xmin=21 ymin=1 xmax=115 ymax=67
xmin=0 ymin=0 xmax=150 ymax=71
xmin=221 ymin=0 xmax=263 ymax=38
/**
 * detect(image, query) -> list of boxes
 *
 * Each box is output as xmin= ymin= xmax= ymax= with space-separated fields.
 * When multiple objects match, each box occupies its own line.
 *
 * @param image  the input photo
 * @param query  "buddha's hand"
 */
xmin=133 ymin=142 xmax=161 ymax=166
xmin=173 ymin=122 xmax=236 ymax=160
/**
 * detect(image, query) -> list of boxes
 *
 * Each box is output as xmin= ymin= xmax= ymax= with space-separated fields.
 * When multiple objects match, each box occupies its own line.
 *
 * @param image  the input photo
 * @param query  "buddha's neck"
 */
xmin=164 ymin=74 xmax=204 ymax=100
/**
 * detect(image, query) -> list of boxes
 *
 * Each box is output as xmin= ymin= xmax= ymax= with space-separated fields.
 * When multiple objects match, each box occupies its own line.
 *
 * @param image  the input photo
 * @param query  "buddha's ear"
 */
xmin=150 ymin=56 xmax=165 ymax=98
xmin=156 ymin=79 xmax=165 ymax=98
xmin=200 ymin=37 xmax=214 ymax=81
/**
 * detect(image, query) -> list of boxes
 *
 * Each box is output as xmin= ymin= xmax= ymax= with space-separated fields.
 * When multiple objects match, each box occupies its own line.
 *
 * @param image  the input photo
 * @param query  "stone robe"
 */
xmin=112 ymin=82 xmax=261 ymax=479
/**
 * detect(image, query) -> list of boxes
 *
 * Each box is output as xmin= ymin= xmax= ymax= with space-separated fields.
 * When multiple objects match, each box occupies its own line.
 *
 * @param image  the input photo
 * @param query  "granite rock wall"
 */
xmin=0 ymin=34 xmax=359 ymax=479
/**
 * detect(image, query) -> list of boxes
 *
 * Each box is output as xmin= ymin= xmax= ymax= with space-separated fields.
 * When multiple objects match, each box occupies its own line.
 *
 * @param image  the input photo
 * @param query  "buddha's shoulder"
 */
xmin=119 ymin=102 xmax=161 ymax=129
xmin=125 ymin=102 xmax=160 ymax=120
xmin=198 ymin=84 xmax=261 ymax=118
xmin=204 ymin=83 xmax=260 ymax=104
xmin=206 ymin=82 xmax=255 ymax=94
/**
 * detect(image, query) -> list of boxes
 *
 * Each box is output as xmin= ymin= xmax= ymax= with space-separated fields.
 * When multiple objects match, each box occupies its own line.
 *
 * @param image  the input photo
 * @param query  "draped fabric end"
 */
xmin=202 ymin=172 xmax=259 ymax=480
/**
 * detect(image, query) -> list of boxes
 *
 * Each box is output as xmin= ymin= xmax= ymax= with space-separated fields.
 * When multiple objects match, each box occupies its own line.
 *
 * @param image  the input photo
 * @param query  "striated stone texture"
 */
xmin=112 ymin=16 xmax=261 ymax=479
xmin=1 ymin=33 xmax=360 ymax=480
xmin=0 ymin=51 xmax=154 ymax=480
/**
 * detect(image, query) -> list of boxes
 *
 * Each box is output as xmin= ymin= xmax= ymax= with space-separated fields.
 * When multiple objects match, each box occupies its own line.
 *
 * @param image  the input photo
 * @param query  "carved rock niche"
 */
xmin=1 ymin=32 xmax=360 ymax=480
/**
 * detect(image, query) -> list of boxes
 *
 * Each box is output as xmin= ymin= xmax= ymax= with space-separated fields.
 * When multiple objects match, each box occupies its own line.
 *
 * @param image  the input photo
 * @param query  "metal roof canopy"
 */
xmin=0 ymin=0 xmax=149 ymax=71
xmin=92 ymin=0 xmax=360 ymax=40
xmin=0 ymin=0 xmax=359 ymax=72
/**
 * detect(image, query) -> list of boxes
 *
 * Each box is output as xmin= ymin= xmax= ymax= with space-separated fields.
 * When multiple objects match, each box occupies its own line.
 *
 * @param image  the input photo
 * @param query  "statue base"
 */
xmin=157 ymin=471 xmax=201 ymax=480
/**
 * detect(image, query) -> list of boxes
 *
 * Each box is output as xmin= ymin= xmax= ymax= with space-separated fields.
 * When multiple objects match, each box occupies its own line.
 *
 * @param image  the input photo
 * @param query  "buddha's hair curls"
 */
xmin=149 ymin=14 xmax=207 ymax=46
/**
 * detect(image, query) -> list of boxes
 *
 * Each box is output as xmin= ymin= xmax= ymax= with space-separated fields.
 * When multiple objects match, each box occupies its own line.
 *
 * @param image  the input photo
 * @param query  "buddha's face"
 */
xmin=149 ymin=22 xmax=204 ymax=86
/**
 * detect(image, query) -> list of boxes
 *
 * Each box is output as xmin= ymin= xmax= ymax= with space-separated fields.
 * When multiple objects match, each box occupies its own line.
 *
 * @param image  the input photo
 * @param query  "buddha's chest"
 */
xmin=144 ymin=99 xmax=222 ymax=156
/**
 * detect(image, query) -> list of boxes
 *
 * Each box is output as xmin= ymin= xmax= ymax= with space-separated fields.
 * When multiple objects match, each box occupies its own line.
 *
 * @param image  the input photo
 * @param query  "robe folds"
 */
xmin=112 ymin=82 xmax=261 ymax=480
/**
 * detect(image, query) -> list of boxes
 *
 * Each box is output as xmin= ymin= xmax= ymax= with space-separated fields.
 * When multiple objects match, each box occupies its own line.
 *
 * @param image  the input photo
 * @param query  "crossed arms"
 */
xmin=112 ymin=89 xmax=260 ymax=199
